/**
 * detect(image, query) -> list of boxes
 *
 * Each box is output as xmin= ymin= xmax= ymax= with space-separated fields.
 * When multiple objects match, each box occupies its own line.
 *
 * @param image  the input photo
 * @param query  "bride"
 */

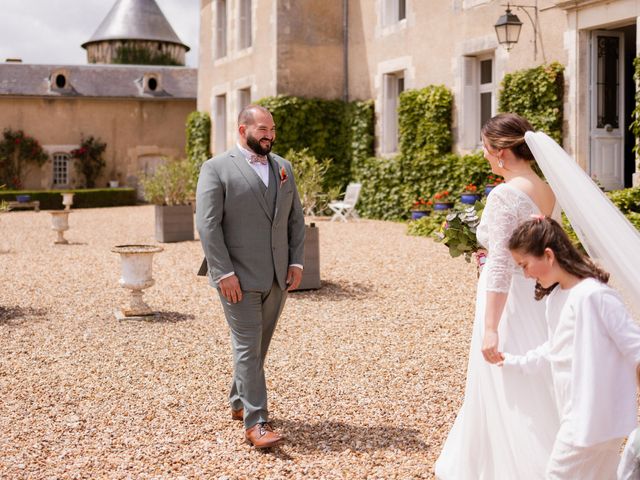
xmin=435 ymin=113 xmax=560 ymax=479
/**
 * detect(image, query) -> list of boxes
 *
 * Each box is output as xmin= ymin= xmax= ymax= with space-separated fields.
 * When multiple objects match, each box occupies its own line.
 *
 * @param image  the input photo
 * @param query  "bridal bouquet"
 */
xmin=434 ymin=202 xmax=483 ymax=262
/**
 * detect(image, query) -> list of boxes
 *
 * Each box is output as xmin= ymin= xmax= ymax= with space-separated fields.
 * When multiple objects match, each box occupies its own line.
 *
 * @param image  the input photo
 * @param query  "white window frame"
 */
xmin=215 ymin=94 xmax=227 ymax=154
xmin=382 ymin=71 xmax=405 ymax=154
xmin=461 ymin=53 xmax=495 ymax=149
xmin=215 ymin=0 xmax=227 ymax=60
xmin=238 ymin=0 xmax=252 ymax=50
xmin=382 ymin=0 xmax=406 ymax=26
xmin=52 ymin=152 xmax=70 ymax=186
xmin=237 ymin=87 xmax=251 ymax=114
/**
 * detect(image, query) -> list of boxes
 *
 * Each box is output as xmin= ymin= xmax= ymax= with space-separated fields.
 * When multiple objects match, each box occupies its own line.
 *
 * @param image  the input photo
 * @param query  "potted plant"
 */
xmin=140 ymin=158 xmax=195 ymax=243
xmin=410 ymin=197 xmax=432 ymax=220
xmin=460 ymin=184 xmax=482 ymax=204
xmin=433 ymin=190 xmax=454 ymax=211
xmin=484 ymin=175 xmax=504 ymax=195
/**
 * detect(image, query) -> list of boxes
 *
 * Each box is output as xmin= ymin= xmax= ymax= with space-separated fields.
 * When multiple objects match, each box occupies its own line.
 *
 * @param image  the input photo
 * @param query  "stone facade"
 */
xmin=0 ymin=64 xmax=196 ymax=192
xmin=198 ymin=0 xmax=639 ymax=189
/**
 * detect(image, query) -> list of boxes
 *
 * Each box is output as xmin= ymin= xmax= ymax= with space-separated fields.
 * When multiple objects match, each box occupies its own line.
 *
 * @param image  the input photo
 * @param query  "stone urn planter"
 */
xmin=61 ymin=192 xmax=75 ymax=211
xmin=111 ymin=244 xmax=163 ymax=319
xmin=50 ymin=211 xmax=71 ymax=244
xmin=292 ymin=223 xmax=321 ymax=291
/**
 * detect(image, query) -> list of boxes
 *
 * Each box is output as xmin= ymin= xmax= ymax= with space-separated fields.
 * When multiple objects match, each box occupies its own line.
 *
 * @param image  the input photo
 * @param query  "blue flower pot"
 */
xmin=484 ymin=184 xmax=497 ymax=196
xmin=16 ymin=194 xmax=31 ymax=203
xmin=461 ymin=193 xmax=481 ymax=204
xmin=411 ymin=210 xmax=430 ymax=220
xmin=433 ymin=202 xmax=454 ymax=211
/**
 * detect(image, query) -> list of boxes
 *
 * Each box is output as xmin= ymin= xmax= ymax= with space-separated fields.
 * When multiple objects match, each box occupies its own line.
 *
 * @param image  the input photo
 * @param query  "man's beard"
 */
xmin=247 ymin=133 xmax=273 ymax=156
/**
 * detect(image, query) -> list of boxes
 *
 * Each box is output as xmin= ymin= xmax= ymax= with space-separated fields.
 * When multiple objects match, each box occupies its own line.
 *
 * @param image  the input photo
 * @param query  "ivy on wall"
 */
xmin=186 ymin=111 xmax=212 ymax=189
xmin=498 ymin=61 xmax=565 ymax=143
xmin=629 ymin=57 xmax=640 ymax=162
xmin=353 ymin=85 xmax=492 ymax=220
xmin=256 ymin=95 xmax=374 ymax=191
xmin=0 ymin=129 xmax=48 ymax=189
xmin=113 ymin=45 xmax=180 ymax=66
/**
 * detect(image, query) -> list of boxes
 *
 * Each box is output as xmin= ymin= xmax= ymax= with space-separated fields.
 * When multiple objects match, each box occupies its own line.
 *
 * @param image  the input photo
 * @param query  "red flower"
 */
xmin=14 ymin=138 xmax=21 ymax=145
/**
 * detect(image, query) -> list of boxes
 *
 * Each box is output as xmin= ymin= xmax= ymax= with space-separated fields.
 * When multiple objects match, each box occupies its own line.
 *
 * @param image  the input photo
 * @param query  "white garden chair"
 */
xmin=328 ymin=182 xmax=362 ymax=222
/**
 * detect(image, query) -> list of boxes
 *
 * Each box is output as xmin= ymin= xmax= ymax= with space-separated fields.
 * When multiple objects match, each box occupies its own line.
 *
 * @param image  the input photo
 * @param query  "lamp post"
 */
xmin=494 ymin=2 xmax=544 ymax=61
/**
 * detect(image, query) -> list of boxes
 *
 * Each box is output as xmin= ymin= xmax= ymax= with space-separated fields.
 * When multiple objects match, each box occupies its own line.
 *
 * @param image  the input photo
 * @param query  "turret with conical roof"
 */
xmin=82 ymin=0 xmax=190 ymax=66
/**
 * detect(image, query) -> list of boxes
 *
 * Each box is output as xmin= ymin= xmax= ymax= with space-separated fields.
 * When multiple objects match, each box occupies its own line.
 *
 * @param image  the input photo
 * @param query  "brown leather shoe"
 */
xmin=231 ymin=408 xmax=243 ymax=421
xmin=245 ymin=422 xmax=285 ymax=449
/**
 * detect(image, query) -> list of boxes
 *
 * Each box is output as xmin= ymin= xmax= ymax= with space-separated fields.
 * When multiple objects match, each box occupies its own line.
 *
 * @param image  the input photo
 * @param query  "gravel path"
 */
xmin=0 ymin=206 xmax=476 ymax=479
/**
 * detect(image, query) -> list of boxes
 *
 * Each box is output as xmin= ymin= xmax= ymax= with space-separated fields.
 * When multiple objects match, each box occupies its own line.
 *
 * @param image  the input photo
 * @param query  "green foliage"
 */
xmin=498 ymin=62 xmax=564 ymax=143
xmin=399 ymin=85 xmax=453 ymax=159
xmin=355 ymin=150 xmax=492 ymax=221
xmin=113 ymin=45 xmax=180 ymax=66
xmin=434 ymin=202 xmax=484 ymax=262
xmin=186 ymin=111 xmax=212 ymax=190
xmin=140 ymin=158 xmax=194 ymax=206
xmin=72 ymin=136 xmax=107 ymax=188
xmin=629 ymin=59 xmax=640 ymax=159
xmin=406 ymin=212 xmax=447 ymax=237
xmin=0 ymin=129 xmax=48 ymax=189
xmin=287 ymin=148 xmax=339 ymax=216
xmin=562 ymin=187 xmax=640 ymax=251
xmin=256 ymin=95 xmax=374 ymax=192
xmin=0 ymin=188 xmax=136 ymax=209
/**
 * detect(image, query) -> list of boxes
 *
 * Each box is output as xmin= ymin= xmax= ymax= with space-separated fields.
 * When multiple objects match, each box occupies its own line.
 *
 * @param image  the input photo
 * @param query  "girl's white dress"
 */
xmin=503 ymin=277 xmax=640 ymax=479
xmin=435 ymin=183 xmax=560 ymax=479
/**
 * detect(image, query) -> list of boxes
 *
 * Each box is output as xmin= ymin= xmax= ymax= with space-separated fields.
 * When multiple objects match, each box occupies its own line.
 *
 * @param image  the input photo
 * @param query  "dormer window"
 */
xmin=50 ymin=69 xmax=71 ymax=92
xmin=143 ymin=73 xmax=161 ymax=94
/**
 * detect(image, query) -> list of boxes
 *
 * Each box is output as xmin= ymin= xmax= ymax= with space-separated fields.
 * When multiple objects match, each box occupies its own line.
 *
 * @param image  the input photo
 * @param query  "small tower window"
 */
xmin=50 ymin=69 xmax=71 ymax=92
xmin=55 ymin=74 xmax=66 ymax=89
xmin=142 ymin=73 xmax=161 ymax=94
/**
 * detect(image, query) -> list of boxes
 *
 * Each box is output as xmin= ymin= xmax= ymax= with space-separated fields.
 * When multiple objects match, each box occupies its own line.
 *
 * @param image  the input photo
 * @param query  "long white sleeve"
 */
xmin=502 ymin=342 xmax=551 ymax=374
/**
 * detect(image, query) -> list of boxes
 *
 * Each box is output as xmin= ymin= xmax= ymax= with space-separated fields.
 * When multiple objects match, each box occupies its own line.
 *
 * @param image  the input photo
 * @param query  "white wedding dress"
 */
xmin=435 ymin=183 xmax=560 ymax=479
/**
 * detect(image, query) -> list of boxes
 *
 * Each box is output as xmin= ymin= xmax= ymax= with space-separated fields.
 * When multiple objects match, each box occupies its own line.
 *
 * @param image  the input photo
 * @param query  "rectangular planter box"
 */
xmin=155 ymin=204 xmax=194 ymax=243
xmin=293 ymin=224 xmax=321 ymax=291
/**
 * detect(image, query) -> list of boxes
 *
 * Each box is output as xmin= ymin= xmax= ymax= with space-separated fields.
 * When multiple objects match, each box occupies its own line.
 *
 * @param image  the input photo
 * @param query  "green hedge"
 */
xmin=0 ymin=188 xmax=137 ymax=210
xmin=353 ymin=84 xmax=492 ymax=220
xmin=399 ymin=85 xmax=453 ymax=159
xmin=256 ymin=95 xmax=374 ymax=191
xmin=498 ymin=62 xmax=565 ymax=143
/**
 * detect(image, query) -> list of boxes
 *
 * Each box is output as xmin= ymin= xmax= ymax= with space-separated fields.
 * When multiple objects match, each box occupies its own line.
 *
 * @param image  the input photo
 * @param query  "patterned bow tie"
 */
xmin=248 ymin=154 xmax=268 ymax=165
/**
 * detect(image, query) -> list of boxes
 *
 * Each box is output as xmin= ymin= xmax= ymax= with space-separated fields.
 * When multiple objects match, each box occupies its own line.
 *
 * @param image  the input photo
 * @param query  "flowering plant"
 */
xmin=71 ymin=136 xmax=106 ymax=188
xmin=411 ymin=197 xmax=432 ymax=211
xmin=433 ymin=190 xmax=452 ymax=203
xmin=0 ymin=129 xmax=48 ymax=189
xmin=462 ymin=183 xmax=478 ymax=193
xmin=486 ymin=174 xmax=504 ymax=186
xmin=434 ymin=202 xmax=484 ymax=262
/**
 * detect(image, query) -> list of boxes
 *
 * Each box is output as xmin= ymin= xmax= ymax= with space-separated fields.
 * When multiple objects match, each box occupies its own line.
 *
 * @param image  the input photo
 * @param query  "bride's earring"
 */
xmin=498 ymin=158 xmax=504 ymax=168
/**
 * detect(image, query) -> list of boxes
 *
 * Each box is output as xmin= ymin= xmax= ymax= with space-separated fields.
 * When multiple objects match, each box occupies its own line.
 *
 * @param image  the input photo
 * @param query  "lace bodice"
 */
xmin=476 ymin=183 xmax=560 ymax=293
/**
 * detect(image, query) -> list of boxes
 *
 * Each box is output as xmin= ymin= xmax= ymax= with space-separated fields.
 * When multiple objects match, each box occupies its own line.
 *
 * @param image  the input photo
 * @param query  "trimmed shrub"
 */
xmin=498 ymin=62 xmax=564 ymax=143
xmin=0 ymin=188 xmax=137 ymax=210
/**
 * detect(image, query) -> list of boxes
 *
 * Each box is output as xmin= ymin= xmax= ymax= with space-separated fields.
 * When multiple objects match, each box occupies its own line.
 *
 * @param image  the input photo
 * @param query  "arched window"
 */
xmin=52 ymin=152 xmax=70 ymax=186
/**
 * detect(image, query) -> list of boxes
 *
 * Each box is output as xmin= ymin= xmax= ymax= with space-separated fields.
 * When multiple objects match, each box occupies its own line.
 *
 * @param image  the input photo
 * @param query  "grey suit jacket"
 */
xmin=195 ymin=146 xmax=305 ymax=292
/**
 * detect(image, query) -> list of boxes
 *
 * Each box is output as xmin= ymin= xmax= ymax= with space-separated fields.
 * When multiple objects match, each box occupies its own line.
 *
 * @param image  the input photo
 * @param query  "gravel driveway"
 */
xmin=0 ymin=205 xmax=476 ymax=479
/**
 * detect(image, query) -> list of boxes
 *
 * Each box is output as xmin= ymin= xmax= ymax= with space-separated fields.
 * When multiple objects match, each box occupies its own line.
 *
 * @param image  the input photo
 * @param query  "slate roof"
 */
xmin=82 ymin=0 xmax=189 ymax=51
xmin=0 ymin=63 xmax=196 ymax=100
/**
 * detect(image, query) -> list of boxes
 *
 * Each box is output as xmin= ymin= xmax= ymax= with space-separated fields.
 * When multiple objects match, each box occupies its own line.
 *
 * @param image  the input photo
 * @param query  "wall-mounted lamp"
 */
xmin=494 ymin=2 xmax=545 ymax=61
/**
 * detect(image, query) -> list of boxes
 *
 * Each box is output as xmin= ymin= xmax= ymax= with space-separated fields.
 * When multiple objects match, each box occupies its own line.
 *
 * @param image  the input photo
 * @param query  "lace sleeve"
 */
xmin=482 ymin=186 xmax=520 ymax=293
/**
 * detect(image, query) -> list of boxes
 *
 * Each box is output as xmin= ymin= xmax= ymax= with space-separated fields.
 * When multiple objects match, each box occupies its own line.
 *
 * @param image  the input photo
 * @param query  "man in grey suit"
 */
xmin=196 ymin=105 xmax=305 ymax=448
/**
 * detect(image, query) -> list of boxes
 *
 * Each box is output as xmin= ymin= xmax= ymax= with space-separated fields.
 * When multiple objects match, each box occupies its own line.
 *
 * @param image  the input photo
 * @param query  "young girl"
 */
xmin=500 ymin=215 xmax=640 ymax=480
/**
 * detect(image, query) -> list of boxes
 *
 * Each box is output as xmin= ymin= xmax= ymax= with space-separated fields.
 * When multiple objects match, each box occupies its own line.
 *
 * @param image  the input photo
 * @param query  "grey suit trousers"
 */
xmin=218 ymin=280 xmax=287 ymax=428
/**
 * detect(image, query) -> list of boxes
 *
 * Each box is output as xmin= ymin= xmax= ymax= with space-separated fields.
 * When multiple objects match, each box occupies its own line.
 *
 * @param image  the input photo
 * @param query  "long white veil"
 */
xmin=525 ymin=131 xmax=640 ymax=318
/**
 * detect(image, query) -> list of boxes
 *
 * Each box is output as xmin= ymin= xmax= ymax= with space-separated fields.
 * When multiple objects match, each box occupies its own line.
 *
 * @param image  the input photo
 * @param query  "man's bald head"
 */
xmin=238 ymin=105 xmax=272 ymax=126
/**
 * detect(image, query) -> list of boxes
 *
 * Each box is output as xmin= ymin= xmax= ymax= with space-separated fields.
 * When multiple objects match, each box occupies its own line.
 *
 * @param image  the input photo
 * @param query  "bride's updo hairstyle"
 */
xmin=481 ymin=113 xmax=535 ymax=162
xmin=508 ymin=216 xmax=610 ymax=299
